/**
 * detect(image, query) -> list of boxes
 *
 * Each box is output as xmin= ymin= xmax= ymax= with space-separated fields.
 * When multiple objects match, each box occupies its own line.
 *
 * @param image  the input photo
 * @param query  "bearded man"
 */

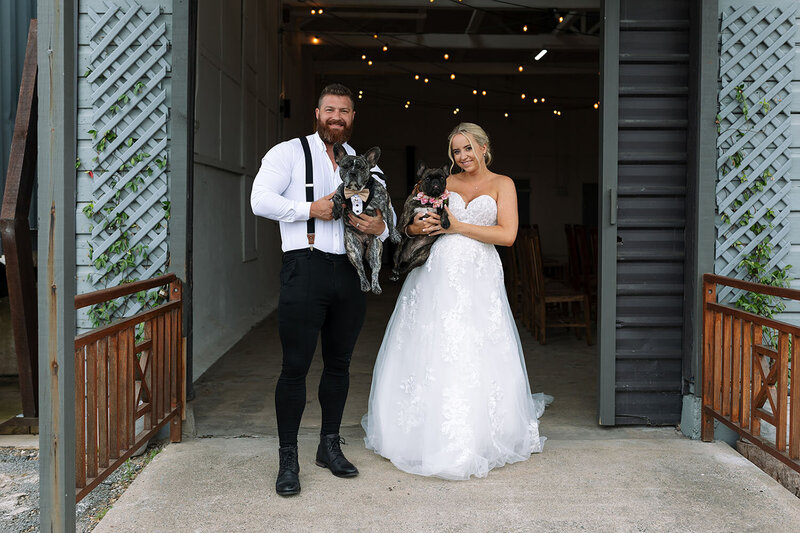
xmin=251 ymin=83 xmax=391 ymax=496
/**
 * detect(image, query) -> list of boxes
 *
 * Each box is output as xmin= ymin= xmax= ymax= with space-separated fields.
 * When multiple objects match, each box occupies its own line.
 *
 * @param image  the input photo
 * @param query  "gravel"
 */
xmin=0 ymin=440 xmax=167 ymax=532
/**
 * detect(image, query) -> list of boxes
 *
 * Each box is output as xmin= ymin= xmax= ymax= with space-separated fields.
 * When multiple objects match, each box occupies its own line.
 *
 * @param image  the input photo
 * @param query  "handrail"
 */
xmin=73 ymin=276 xmax=184 ymax=502
xmin=701 ymin=273 xmax=800 ymax=475
xmin=75 ymin=273 xmax=178 ymax=309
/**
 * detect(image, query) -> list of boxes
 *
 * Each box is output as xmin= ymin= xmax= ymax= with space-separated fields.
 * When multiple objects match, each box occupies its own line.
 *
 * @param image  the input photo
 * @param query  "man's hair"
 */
xmin=317 ymin=83 xmax=355 ymax=109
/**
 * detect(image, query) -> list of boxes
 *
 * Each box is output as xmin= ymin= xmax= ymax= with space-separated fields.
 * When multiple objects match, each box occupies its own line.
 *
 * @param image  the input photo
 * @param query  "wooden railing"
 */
xmin=701 ymin=274 xmax=800 ymax=474
xmin=74 ymin=274 xmax=184 ymax=501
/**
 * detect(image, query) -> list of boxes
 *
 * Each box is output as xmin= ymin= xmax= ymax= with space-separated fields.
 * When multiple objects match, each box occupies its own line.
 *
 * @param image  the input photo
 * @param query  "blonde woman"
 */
xmin=362 ymin=123 xmax=551 ymax=480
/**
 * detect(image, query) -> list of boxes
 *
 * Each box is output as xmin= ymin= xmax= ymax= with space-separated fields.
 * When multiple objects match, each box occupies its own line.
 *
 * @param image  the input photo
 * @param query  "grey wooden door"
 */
xmin=599 ymin=0 xmax=689 ymax=425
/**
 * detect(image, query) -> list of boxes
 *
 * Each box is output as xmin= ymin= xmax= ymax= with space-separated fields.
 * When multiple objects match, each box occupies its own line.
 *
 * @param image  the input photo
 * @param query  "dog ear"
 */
xmin=333 ymin=143 xmax=347 ymax=164
xmin=364 ymin=146 xmax=381 ymax=168
xmin=441 ymin=163 xmax=451 ymax=176
xmin=416 ymin=161 xmax=427 ymax=179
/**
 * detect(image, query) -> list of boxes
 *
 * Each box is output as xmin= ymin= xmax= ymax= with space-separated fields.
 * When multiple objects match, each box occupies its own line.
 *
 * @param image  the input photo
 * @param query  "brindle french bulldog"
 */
xmin=390 ymin=162 xmax=451 ymax=281
xmin=331 ymin=143 xmax=401 ymax=294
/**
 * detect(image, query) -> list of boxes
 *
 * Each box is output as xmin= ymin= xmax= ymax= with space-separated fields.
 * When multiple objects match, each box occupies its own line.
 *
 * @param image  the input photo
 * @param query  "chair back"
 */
xmin=565 ymin=224 xmax=581 ymax=289
xmin=529 ymin=232 xmax=546 ymax=299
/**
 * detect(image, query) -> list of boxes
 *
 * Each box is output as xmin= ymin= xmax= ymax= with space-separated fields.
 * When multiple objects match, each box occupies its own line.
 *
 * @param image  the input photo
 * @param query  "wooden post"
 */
xmin=38 ymin=0 xmax=78 ymax=529
xmin=0 ymin=18 xmax=39 ymax=424
xmin=701 ymin=277 xmax=715 ymax=441
xmin=169 ymin=279 xmax=183 ymax=442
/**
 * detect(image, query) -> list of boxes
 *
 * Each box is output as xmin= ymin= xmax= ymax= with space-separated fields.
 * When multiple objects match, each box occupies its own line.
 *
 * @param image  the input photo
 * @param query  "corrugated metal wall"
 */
xmin=614 ymin=0 xmax=689 ymax=425
xmin=0 ymin=0 xmax=37 ymax=253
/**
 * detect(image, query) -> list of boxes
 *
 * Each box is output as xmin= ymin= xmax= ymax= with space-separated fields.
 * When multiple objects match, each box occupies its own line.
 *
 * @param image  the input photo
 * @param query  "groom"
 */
xmin=251 ymin=83 xmax=391 ymax=496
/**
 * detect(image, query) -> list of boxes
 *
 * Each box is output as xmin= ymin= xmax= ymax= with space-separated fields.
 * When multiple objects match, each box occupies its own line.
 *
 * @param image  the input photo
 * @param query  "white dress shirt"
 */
xmin=251 ymin=132 xmax=391 ymax=254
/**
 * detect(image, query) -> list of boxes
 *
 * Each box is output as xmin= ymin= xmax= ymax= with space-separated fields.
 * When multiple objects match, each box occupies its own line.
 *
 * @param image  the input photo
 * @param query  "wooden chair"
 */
xmin=528 ymin=231 xmax=593 ymax=345
xmin=564 ymin=224 xmax=582 ymax=290
xmin=573 ymin=224 xmax=598 ymax=315
xmin=515 ymin=226 xmax=536 ymax=330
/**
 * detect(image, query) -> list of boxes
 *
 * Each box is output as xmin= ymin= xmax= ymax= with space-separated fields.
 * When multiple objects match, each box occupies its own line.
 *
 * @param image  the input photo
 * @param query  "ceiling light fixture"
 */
xmin=535 ymin=49 xmax=547 ymax=61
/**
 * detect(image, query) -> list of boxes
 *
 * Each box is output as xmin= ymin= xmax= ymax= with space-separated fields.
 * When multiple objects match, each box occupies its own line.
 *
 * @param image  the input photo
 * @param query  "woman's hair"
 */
xmin=447 ymin=122 xmax=492 ymax=174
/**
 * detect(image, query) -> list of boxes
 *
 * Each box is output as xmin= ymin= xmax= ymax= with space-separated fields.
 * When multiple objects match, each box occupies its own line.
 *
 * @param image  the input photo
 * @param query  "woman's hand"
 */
xmin=425 ymin=207 xmax=459 ymax=236
xmin=405 ymin=211 xmax=430 ymax=236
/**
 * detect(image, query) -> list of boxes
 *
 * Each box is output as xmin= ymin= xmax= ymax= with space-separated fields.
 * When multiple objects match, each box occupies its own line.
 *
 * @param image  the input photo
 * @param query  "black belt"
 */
xmin=284 ymin=248 xmax=349 ymax=262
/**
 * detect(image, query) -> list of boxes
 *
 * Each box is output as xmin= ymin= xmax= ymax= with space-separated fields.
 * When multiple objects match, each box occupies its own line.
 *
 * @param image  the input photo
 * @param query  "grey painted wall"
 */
xmin=192 ymin=0 xmax=282 ymax=379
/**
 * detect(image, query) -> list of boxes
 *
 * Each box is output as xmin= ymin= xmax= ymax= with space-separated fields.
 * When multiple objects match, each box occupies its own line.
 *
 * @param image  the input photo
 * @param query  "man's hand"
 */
xmin=348 ymin=209 xmax=386 ymax=235
xmin=310 ymin=192 xmax=335 ymax=220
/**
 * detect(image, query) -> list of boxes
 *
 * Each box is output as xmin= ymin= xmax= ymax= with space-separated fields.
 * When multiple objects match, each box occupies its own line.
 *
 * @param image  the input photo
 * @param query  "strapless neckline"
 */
xmin=450 ymin=191 xmax=495 ymax=209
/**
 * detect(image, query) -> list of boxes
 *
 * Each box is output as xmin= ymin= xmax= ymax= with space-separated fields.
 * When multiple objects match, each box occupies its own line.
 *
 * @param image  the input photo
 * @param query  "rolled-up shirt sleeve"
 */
xmin=251 ymin=141 xmax=312 ymax=222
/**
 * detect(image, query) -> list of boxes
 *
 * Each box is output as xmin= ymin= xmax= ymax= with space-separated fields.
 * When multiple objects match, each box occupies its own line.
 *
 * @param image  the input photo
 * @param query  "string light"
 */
xmin=319 ymin=8 xmax=323 ymax=14
xmin=443 ymin=53 xmax=450 ymax=60
xmin=382 ymin=45 xmax=388 ymax=52
xmin=541 ymin=97 xmax=546 ymax=102
xmin=518 ymin=65 xmax=524 ymax=72
xmin=424 ymin=78 xmax=429 ymax=83
xmin=558 ymin=16 xmax=564 ymax=23
xmin=523 ymin=25 xmax=528 ymax=32
xmin=593 ymin=102 xmax=599 ymax=109
xmin=311 ymin=36 xmax=320 ymax=45
xmin=367 ymin=60 xmax=373 ymax=66
xmin=414 ymin=74 xmax=420 ymax=80
xmin=533 ymin=98 xmax=538 ymax=103
xmin=521 ymin=93 xmax=526 ymax=99
xmin=453 ymin=107 xmax=460 ymax=114
xmin=473 ymin=89 xmax=478 ymax=95
xmin=311 ymin=9 xmax=316 ymax=14
xmin=373 ymin=34 xmax=378 ymax=39
xmin=358 ymin=90 xmax=363 ymax=100
xmin=404 ymin=100 xmax=410 ymax=109
xmin=482 ymin=90 xmax=487 ymax=96
xmin=504 ymin=112 xmax=509 ymax=118
xmin=450 ymin=73 xmax=456 ymax=79
xmin=361 ymin=54 xmax=367 ymax=60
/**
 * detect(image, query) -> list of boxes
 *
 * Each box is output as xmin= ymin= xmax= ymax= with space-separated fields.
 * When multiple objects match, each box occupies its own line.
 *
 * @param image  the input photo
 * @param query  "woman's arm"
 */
xmin=427 ymin=176 xmax=518 ymax=246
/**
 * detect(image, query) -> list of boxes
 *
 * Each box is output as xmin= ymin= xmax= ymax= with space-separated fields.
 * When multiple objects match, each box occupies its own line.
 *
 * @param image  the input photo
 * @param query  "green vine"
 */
xmin=718 ymin=84 xmax=792 ymax=331
xmin=77 ymin=88 xmax=171 ymax=329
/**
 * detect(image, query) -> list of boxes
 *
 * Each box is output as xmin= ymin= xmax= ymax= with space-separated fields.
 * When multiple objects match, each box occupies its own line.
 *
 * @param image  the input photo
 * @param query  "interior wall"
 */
xmin=192 ymin=0 xmax=282 ymax=379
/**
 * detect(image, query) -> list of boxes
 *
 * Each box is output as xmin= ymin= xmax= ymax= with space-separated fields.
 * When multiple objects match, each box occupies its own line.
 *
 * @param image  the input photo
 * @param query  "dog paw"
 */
xmin=360 ymin=280 xmax=371 ymax=292
xmin=371 ymin=284 xmax=383 ymax=295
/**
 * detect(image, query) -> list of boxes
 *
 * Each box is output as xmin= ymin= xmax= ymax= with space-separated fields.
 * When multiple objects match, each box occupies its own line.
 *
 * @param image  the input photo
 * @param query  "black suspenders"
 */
xmin=298 ymin=136 xmax=315 ymax=248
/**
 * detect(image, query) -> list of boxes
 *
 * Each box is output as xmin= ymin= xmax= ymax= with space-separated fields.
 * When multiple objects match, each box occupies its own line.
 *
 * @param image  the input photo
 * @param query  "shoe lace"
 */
xmin=279 ymin=448 xmax=297 ymax=470
xmin=325 ymin=436 xmax=346 ymax=456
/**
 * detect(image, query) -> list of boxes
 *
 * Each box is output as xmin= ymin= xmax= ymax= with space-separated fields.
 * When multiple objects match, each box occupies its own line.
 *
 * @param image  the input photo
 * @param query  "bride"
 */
xmin=362 ymin=122 xmax=551 ymax=480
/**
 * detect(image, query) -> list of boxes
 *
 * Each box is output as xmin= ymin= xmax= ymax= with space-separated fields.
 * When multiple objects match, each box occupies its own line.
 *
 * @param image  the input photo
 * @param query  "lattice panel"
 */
xmin=715 ymin=5 xmax=795 ymax=302
xmin=83 ymin=0 xmax=171 ymax=319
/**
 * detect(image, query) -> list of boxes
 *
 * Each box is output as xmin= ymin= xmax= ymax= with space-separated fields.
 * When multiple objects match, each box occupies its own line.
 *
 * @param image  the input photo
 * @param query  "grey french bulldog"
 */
xmin=390 ymin=161 xmax=451 ymax=281
xmin=331 ymin=143 xmax=401 ymax=294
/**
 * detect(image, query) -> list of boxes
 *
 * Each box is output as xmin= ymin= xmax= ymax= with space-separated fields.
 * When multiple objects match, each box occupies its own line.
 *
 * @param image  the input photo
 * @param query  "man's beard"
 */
xmin=317 ymin=118 xmax=353 ymax=145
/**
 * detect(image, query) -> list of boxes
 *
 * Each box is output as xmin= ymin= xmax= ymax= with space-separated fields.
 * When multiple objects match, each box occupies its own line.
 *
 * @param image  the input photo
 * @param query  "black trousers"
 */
xmin=275 ymin=248 xmax=367 ymax=447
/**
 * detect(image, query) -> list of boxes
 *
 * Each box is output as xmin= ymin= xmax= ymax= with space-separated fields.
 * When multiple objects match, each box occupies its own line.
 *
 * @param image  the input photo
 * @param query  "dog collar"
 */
xmin=415 ymin=189 xmax=450 ymax=209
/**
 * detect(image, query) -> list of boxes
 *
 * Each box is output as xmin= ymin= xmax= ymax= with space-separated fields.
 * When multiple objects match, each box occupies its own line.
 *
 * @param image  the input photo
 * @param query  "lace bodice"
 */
xmin=448 ymin=191 xmax=497 ymax=226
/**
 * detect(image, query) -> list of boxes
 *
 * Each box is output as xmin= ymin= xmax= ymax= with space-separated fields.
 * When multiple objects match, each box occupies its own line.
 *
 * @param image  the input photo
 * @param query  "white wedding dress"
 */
xmin=362 ymin=191 xmax=551 ymax=480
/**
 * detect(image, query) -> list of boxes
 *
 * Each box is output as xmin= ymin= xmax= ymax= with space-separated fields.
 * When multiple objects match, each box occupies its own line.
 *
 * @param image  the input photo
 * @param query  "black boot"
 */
xmin=276 ymin=445 xmax=300 ymax=496
xmin=315 ymin=434 xmax=359 ymax=478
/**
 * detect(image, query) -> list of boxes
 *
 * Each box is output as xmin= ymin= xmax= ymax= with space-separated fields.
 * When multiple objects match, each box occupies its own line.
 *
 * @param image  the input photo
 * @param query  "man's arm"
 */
xmin=250 ymin=141 xmax=312 ymax=222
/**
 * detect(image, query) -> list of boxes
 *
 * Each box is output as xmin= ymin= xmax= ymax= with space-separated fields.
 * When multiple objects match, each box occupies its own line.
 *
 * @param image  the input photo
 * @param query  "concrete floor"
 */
xmin=94 ymin=281 xmax=800 ymax=532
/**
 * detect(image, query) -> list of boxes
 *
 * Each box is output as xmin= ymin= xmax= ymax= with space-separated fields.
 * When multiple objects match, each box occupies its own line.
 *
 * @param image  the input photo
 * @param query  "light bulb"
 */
xmin=361 ymin=54 xmax=366 ymax=60
xmin=414 ymin=74 xmax=420 ymax=80
xmin=382 ymin=45 xmax=388 ymax=52
xmin=593 ymin=102 xmax=599 ymax=109
xmin=558 ymin=16 xmax=564 ymax=23
xmin=482 ymin=90 xmax=487 ymax=96
xmin=444 ymin=53 xmax=449 ymax=60
xmin=450 ymin=73 xmax=456 ymax=80
xmin=504 ymin=112 xmax=509 ymax=117
xmin=533 ymin=98 xmax=538 ymax=103
xmin=373 ymin=34 xmax=378 ymax=39
xmin=424 ymin=78 xmax=429 ymax=83
xmin=541 ymin=97 xmax=546 ymax=102
xmin=521 ymin=93 xmax=526 ymax=99
xmin=368 ymin=60 xmax=373 ymax=66
xmin=518 ymin=65 xmax=524 ymax=72
xmin=473 ymin=89 xmax=478 ymax=95
xmin=523 ymin=25 xmax=528 ymax=32
xmin=311 ymin=36 xmax=320 ymax=45
xmin=535 ymin=49 xmax=547 ymax=61
xmin=311 ymin=9 xmax=316 ymax=15
xmin=319 ymin=8 xmax=323 ymax=14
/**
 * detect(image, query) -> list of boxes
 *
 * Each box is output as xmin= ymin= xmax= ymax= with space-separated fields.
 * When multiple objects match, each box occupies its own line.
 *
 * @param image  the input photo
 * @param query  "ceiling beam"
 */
xmin=302 ymin=32 xmax=599 ymax=50
xmin=465 ymin=9 xmax=485 ymax=34
xmin=284 ymin=0 xmax=600 ymax=9
xmin=313 ymin=60 xmax=598 ymax=75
